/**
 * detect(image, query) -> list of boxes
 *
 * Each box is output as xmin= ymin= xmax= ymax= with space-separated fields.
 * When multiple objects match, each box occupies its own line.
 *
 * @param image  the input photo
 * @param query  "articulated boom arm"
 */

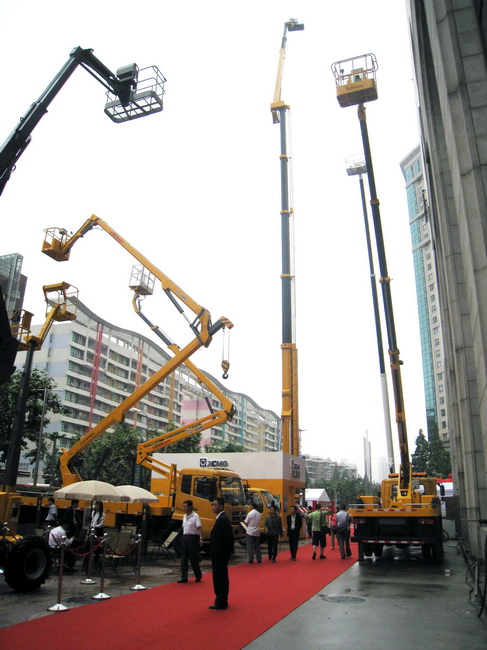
xmin=0 ymin=47 xmax=165 ymax=197
xmin=42 ymin=215 xmax=213 ymax=346
xmin=59 ymin=315 xmax=232 ymax=485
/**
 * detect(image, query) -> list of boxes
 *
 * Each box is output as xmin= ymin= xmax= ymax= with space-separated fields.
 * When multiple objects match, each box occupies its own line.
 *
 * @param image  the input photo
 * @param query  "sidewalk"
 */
xmin=244 ymin=541 xmax=487 ymax=649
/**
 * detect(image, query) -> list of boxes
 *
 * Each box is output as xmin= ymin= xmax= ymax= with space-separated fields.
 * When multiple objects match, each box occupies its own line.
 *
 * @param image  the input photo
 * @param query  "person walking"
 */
xmin=264 ymin=506 xmax=283 ymax=562
xmin=286 ymin=505 xmax=303 ymax=560
xmin=244 ymin=501 xmax=262 ymax=563
xmin=307 ymin=502 xmax=329 ymax=559
xmin=209 ymin=497 xmax=234 ymax=609
xmin=335 ymin=503 xmax=352 ymax=559
xmin=178 ymin=500 xmax=203 ymax=583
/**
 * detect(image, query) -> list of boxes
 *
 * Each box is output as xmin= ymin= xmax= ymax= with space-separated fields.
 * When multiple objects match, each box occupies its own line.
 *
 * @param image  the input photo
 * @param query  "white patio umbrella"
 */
xmin=116 ymin=485 xmax=159 ymax=504
xmin=53 ymin=480 xmax=130 ymax=502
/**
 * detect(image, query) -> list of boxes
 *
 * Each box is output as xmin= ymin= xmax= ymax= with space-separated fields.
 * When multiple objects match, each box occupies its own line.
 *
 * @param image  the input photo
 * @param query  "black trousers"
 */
xmin=267 ymin=534 xmax=279 ymax=560
xmin=181 ymin=535 xmax=202 ymax=580
xmin=211 ymin=558 xmax=229 ymax=607
xmin=288 ymin=530 xmax=299 ymax=558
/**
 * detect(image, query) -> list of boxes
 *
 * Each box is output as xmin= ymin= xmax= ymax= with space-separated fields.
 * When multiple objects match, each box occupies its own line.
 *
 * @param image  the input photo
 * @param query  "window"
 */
xmin=437 ymin=373 xmax=443 ymax=380
xmin=439 ymin=385 xmax=444 ymax=393
xmin=180 ymin=474 xmax=192 ymax=495
xmin=194 ymin=476 xmax=216 ymax=501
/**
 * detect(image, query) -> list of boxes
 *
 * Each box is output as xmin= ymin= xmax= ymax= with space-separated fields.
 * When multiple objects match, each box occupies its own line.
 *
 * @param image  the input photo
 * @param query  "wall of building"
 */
xmin=408 ymin=0 xmax=487 ymax=556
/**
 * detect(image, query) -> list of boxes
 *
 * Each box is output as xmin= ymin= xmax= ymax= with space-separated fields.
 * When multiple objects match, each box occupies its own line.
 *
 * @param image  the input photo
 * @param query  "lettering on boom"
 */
xmin=290 ymin=459 xmax=301 ymax=479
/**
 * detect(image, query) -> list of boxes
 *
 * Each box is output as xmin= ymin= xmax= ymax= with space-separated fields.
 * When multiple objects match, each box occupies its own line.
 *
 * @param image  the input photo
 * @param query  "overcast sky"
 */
xmin=1 ymin=1 xmax=423 ymax=478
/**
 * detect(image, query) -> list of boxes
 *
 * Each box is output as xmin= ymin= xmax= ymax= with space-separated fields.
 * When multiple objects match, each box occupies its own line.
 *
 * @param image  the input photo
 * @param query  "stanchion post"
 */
xmin=93 ymin=533 xmax=110 ymax=600
xmin=131 ymin=534 xmax=147 ymax=591
xmin=48 ymin=536 xmax=69 ymax=612
xmin=81 ymin=528 xmax=96 ymax=585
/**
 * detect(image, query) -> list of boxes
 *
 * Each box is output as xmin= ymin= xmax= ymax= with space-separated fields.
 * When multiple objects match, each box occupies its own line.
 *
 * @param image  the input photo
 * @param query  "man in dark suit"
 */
xmin=286 ymin=505 xmax=303 ymax=560
xmin=209 ymin=497 xmax=234 ymax=610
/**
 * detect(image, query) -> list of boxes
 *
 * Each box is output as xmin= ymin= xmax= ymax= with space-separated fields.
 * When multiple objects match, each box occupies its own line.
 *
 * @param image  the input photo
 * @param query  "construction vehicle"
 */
xmin=37 ymin=215 xmax=247 ymax=542
xmin=331 ymin=54 xmax=443 ymax=562
xmin=0 ymin=46 xmax=165 ymax=197
xmin=270 ymin=19 xmax=304 ymax=458
xmin=0 ymin=283 xmax=78 ymax=591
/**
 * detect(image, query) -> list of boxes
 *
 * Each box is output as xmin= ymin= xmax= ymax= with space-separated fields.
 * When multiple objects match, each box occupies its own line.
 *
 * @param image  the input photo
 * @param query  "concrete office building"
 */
xmin=407 ymin=0 xmax=487 ymax=557
xmin=400 ymin=146 xmax=450 ymax=447
xmin=15 ymin=300 xmax=280 ymax=480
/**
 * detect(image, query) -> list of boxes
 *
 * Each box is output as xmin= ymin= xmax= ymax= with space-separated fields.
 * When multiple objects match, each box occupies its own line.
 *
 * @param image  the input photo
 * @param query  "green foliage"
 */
xmin=412 ymin=428 xmax=451 ymax=477
xmin=71 ymin=424 xmax=140 ymax=486
xmin=426 ymin=428 xmax=452 ymax=478
xmin=204 ymin=441 xmax=247 ymax=453
xmin=411 ymin=429 xmax=429 ymax=472
xmin=0 ymin=368 xmax=65 ymax=464
xmin=158 ymin=422 xmax=203 ymax=453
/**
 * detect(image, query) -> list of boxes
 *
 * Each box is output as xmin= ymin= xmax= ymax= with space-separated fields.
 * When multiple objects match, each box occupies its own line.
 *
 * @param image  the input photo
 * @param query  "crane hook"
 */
xmin=221 ymin=359 xmax=230 ymax=380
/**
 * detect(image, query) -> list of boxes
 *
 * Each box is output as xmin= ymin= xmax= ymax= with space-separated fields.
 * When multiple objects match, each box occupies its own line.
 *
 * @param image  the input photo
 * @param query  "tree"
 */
xmin=158 ymin=422 xmax=202 ymax=453
xmin=71 ymin=424 xmax=141 ymax=486
xmin=427 ymin=428 xmax=452 ymax=478
xmin=0 ymin=368 xmax=66 ymax=467
xmin=204 ymin=441 xmax=247 ymax=453
xmin=411 ymin=429 xmax=429 ymax=473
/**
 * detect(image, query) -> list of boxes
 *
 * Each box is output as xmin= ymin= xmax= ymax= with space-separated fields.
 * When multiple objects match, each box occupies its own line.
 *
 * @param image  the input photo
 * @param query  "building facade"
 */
xmin=0 ymin=253 xmax=26 ymax=312
xmin=400 ymin=146 xmax=450 ymax=446
xmin=302 ymin=454 xmax=358 ymax=486
xmin=15 ymin=300 xmax=280 ymax=478
xmin=408 ymin=0 xmax=487 ymax=556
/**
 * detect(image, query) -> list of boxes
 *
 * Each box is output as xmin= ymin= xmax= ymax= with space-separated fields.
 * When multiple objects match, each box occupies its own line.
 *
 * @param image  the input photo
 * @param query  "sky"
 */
xmin=0 ymin=1 xmax=424 ymax=479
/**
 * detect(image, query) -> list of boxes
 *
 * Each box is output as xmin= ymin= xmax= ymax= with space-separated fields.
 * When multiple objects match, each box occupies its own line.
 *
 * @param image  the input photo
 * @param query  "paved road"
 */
xmin=1 ymin=538 xmax=486 ymax=649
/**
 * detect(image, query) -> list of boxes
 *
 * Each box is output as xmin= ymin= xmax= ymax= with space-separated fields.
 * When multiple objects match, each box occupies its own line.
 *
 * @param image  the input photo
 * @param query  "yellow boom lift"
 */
xmin=40 ymin=216 xmax=247 ymax=543
xmin=331 ymin=54 xmax=443 ymax=561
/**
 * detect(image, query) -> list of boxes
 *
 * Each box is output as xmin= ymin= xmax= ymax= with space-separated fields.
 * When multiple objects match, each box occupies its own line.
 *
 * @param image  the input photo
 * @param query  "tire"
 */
xmin=421 ymin=544 xmax=432 ymax=559
xmin=442 ymin=529 xmax=450 ymax=542
xmin=3 ymin=536 xmax=51 ymax=592
xmin=374 ymin=544 xmax=383 ymax=558
xmin=363 ymin=543 xmax=373 ymax=557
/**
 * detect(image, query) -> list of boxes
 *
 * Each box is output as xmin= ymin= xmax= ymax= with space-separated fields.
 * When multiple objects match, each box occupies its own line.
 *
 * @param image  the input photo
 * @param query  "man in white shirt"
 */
xmin=178 ymin=500 xmax=203 ymax=583
xmin=49 ymin=519 xmax=77 ymax=571
xmin=244 ymin=501 xmax=262 ymax=563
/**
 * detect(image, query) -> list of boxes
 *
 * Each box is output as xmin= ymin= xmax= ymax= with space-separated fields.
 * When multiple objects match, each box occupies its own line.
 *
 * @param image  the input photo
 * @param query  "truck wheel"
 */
xmin=421 ymin=544 xmax=432 ymax=559
xmin=432 ymin=540 xmax=444 ymax=564
xmin=374 ymin=544 xmax=383 ymax=558
xmin=363 ymin=543 xmax=373 ymax=557
xmin=3 ymin=536 xmax=51 ymax=592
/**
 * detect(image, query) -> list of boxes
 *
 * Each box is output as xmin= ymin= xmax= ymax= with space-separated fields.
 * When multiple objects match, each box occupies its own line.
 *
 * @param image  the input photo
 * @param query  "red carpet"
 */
xmin=0 ymin=543 xmax=354 ymax=649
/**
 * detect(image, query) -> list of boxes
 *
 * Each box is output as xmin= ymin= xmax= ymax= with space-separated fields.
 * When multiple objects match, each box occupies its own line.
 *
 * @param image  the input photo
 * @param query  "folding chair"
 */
xmin=151 ymin=530 xmax=179 ymax=563
xmin=106 ymin=530 xmax=137 ymax=573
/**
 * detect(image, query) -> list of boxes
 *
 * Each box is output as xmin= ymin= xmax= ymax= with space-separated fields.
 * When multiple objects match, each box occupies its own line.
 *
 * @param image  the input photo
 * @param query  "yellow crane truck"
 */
xmin=332 ymin=54 xmax=443 ymax=562
xmin=34 ymin=214 xmax=246 ymax=545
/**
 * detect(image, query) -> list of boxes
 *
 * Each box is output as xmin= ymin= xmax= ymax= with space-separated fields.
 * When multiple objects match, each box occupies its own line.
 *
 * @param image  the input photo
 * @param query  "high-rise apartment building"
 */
xmin=15 ymin=300 xmax=280 ymax=477
xmin=400 ymin=146 xmax=450 ymax=447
